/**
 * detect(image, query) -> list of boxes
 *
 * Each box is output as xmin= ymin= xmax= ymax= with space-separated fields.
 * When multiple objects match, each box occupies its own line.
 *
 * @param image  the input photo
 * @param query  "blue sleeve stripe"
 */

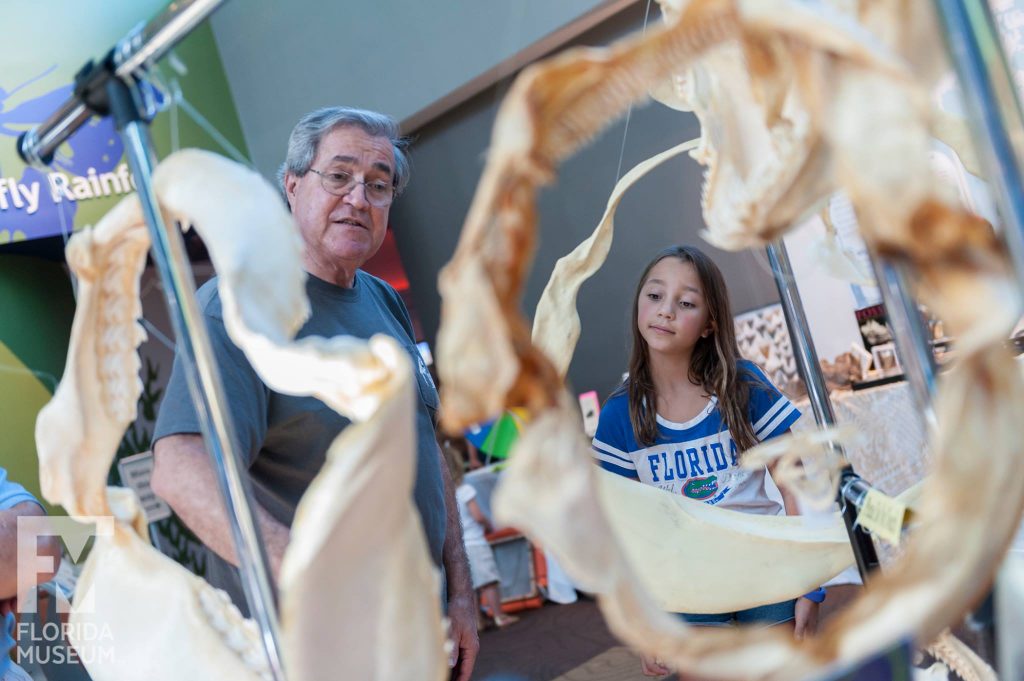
xmin=592 ymin=447 xmax=637 ymax=470
xmin=591 ymin=439 xmax=631 ymax=463
xmin=757 ymin=402 xmax=800 ymax=440
xmin=597 ymin=460 xmax=640 ymax=479
xmin=752 ymin=396 xmax=787 ymax=436
xmin=755 ymin=400 xmax=792 ymax=439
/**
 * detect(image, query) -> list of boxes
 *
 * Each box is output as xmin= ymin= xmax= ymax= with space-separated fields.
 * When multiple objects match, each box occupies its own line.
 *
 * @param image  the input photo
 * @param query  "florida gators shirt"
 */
xmin=591 ymin=360 xmax=801 ymax=515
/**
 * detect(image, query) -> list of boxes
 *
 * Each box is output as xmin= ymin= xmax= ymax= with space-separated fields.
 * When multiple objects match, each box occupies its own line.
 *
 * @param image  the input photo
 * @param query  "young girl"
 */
xmin=590 ymin=245 xmax=822 ymax=676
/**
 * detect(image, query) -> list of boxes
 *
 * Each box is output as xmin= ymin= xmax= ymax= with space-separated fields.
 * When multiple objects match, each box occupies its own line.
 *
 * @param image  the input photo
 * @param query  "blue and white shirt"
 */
xmin=1 ymin=467 xmax=41 ymax=679
xmin=0 ymin=467 xmax=40 ymax=512
xmin=592 ymin=360 xmax=800 ymax=515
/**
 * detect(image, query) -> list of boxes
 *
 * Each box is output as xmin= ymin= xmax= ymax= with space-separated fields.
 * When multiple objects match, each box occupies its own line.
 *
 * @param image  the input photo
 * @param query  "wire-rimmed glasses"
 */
xmin=309 ymin=168 xmax=395 ymax=207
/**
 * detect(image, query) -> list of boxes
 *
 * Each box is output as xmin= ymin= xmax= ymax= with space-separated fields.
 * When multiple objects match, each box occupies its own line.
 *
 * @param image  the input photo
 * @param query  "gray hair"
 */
xmin=277 ymin=106 xmax=410 ymax=201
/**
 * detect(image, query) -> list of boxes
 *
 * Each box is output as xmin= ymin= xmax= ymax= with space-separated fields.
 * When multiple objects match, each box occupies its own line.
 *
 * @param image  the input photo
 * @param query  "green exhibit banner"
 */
xmin=0 ymin=1 xmax=250 ymax=506
xmin=0 ymin=0 xmax=249 ymax=243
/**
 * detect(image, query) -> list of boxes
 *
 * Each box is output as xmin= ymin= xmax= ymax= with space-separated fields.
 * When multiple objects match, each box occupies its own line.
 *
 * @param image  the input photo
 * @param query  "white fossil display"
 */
xmin=733 ymin=304 xmax=798 ymax=391
xmin=436 ymin=0 xmax=1024 ymax=679
xmin=34 ymin=150 xmax=446 ymax=681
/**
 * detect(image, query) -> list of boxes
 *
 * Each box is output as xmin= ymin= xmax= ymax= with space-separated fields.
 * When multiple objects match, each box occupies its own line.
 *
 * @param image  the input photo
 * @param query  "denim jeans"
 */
xmin=677 ymin=598 xmax=796 ymax=627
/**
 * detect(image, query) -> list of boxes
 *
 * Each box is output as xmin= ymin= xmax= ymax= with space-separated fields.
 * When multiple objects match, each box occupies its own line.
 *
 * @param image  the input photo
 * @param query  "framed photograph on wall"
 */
xmin=871 ymin=342 xmax=901 ymax=377
xmin=578 ymin=390 xmax=600 ymax=438
xmin=855 ymin=303 xmax=894 ymax=353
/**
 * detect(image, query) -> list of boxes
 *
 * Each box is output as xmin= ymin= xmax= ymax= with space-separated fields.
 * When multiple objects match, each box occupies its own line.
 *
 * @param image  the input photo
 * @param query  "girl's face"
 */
xmin=637 ymin=258 xmax=712 ymax=357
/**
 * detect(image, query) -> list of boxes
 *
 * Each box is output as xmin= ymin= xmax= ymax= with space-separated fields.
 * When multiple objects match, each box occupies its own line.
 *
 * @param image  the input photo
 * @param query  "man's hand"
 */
xmin=794 ymin=597 xmax=820 ymax=639
xmin=640 ymin=654 xmax=671 ymax=676
xmin=446 ymin=593 xmax=479 ymax=681
xmin=436 ymin=442 xmax=480 ymax=680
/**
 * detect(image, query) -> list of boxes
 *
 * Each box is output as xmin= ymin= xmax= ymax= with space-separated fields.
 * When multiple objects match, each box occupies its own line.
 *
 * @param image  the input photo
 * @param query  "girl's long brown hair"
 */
xmin=622 ymin=245 xmax=765 ymax=450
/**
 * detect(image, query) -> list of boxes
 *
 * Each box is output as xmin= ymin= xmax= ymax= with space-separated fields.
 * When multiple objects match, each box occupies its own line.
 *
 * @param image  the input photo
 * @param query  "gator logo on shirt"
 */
xmin=683 ymin=476 xmax=718 ymax=500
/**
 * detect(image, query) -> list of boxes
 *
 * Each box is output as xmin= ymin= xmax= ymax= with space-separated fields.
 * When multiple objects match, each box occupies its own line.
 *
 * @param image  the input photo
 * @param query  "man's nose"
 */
xmin=344 ymin=182 xmax=370 ymax=209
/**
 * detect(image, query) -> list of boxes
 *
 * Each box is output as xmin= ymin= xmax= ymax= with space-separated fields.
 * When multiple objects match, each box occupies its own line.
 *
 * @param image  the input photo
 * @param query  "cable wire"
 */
xmin=612 ymin=0 xmax=654 ymax=186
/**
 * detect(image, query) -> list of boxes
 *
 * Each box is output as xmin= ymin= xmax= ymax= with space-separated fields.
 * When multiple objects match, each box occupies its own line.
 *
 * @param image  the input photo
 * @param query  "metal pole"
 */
xmin=766 ymin=240 xmax=880 ymax=579
xmin=114 ymin=0 xmax=225 ymax=77
xmin=118 ymin=118 xmax=287 ymax=680
xmin=16 ymin=101 xmax=91 ymax=169
xmin=17 ymin=0 xmax=226 ymax=168
xmin=930 ymin=0 xmax=1024 ymax=294
xmin=14 ymin=1 xmax=284 ymax=674
xmin=765 ymin=241 xmax=837 ymax=427
xmin=869 ymin=257 xmax=938 ymax=431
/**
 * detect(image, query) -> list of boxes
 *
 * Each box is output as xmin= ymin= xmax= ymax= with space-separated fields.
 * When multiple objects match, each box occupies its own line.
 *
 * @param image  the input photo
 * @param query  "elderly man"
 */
xmin=151 ymin=107 xmax=478 ymax=679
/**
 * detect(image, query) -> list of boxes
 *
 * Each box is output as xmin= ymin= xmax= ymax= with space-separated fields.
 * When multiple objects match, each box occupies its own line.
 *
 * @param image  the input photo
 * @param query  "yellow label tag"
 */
xmin=857 ymin=489 xmax=907 ymax=546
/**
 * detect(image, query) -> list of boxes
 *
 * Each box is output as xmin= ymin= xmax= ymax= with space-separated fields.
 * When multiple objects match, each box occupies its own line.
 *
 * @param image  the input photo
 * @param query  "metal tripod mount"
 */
xmin=17 ymin=2 xmax=287 ymax=679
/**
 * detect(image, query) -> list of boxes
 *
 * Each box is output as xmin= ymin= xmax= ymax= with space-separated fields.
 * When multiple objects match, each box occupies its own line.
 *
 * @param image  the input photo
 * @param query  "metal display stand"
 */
xmin=869 ymin=258 xmax=939 ymax=430
xmin=765 ymin=241 xmax=880 ymax=580
xmin=17 ymin=2 xmax=286 ymax=679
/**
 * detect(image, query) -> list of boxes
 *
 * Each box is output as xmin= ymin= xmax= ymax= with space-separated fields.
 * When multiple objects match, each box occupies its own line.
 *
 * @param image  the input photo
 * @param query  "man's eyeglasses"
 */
xmin=308 ymin=168 xmax=395 ymax=207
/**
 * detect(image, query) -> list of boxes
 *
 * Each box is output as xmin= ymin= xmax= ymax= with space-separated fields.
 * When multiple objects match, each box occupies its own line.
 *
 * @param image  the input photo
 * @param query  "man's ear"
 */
xmin=283 ymin=172 xmax=299 ymax=211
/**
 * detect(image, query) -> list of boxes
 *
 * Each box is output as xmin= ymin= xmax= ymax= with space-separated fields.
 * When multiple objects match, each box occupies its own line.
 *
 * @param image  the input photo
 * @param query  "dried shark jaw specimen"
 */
xmin=35 ymin=150 xmax=446 ymax=681
xmin=653 ymin=0 xmax=987 ymax=307
xmin=654 ymin=0 xmax=1016 ymax=343
xmin=650 ymin=0 xmax=908 ymax=250
xmin=437 ymin=2 xmax=1024 ymax=680
xmin=437 ymin=0 xmax=905 ymax=429
xmin=652 ymin=39 xmax=830 ymax=250
xmin=437 ymin=0 xmax=742 ymax=430
xmin=35 ymin=184 xmax=277 ymax=680
xmin=34 ymin=196 xmax=149 ymax=520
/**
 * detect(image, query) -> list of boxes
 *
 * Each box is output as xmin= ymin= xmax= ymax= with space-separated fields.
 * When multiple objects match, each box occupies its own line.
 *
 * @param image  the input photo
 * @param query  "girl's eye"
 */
xmin=680 ymin=301 xmax=695 ymax=308
xmin=647 ymin=293 xmax=661 ymax=301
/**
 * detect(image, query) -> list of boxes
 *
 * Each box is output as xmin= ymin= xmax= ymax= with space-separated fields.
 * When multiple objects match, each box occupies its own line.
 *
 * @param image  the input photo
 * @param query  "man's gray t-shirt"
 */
xmin=153 ymin=270 xmax=446 ymax=610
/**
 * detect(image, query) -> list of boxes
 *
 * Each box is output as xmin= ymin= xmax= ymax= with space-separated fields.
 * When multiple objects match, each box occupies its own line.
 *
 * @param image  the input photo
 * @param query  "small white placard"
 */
xmin=579 ymin=390 xmax=600 ymax=438
xmin=117 ymin=451 xmax=172 ymax=523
